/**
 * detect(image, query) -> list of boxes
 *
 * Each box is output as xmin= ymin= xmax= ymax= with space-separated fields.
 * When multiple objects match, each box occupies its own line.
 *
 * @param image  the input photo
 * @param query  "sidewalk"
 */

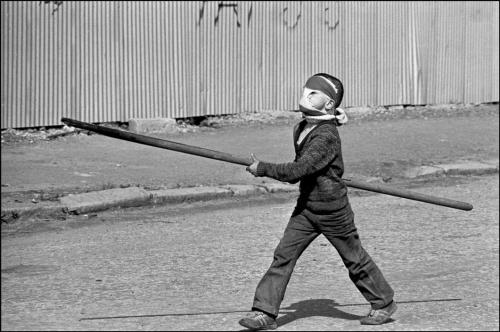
xmin=1 ymin=103 xmax=498 ymax=222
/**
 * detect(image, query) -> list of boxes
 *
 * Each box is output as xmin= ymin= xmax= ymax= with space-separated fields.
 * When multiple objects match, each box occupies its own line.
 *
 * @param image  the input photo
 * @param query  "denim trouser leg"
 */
xmin=321 ymin=223 xmax=394 ymax=310
xmin=252 ymin=212 xmax=319 ymax=317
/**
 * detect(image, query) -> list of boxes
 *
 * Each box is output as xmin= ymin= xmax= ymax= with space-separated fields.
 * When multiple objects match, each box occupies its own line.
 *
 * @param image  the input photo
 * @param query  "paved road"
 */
xmin=2 ymin=175 xmax=498 ymax=331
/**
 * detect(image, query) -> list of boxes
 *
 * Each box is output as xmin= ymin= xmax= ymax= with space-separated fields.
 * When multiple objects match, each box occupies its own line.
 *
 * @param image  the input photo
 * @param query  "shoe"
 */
xmin=238 ymin=310 xmax=278 ymax=330
xmin=360 ymin=301 xmax=397 ymax=325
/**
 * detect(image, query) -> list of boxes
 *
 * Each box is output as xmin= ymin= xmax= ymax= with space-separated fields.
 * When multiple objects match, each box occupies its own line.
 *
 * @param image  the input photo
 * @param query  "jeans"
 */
xmin=252 ymin=203 xmax=394 ymax=317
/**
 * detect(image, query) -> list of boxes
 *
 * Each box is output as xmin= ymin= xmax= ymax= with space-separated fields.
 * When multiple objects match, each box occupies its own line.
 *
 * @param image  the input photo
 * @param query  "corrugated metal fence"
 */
xmin=1 ymin=1 xmax=498 ymax=128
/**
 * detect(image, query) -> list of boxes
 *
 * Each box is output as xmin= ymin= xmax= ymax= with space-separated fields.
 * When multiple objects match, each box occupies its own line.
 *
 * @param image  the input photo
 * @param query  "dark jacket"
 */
xmin=256 ymin=119 xmax=349 ymax=213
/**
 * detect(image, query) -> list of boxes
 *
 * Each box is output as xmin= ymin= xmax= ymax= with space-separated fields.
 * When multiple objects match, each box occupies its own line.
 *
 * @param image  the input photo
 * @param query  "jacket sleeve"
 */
xmin=256 ymin=128 xmax=338 ymax=183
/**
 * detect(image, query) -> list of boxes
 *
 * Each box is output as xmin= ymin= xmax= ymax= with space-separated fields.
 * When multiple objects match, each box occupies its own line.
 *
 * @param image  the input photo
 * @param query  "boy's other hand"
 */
xmin=246 ymin=153 xmax=260 ymax=176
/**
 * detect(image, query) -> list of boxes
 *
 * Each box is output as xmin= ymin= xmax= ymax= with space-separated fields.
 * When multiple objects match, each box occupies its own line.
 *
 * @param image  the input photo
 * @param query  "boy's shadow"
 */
xmin=276 ymin=298 xmax=363 ymax=327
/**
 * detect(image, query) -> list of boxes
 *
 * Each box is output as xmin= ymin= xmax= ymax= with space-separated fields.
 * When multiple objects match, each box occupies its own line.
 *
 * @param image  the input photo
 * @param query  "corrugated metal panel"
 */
xmin=1 ymin=1 xmax=498 ymax=128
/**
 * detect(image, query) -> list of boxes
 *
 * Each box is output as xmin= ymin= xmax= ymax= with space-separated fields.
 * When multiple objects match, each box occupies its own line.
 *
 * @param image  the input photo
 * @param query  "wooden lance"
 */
xmin=61 ymin=118 xmax=473 ymax=211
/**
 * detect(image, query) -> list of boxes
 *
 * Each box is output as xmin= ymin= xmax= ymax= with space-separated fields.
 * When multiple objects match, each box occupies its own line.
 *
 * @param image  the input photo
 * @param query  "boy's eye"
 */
xmin=307 ymin=92 xmax=319 ymax=99
xmin=309 ymin=92 xmax=322 ymax=100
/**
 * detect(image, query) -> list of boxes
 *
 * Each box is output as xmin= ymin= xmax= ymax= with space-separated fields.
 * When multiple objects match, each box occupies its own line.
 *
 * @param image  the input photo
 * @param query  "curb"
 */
xmin=403 ymin=159 xmax=499 ymax=178
xmin=1 ymin=183 xmax=299 ymax=222
xmin=59 ymin=187 xmax=151 ymax=215
xmin=1 ymin=160 xmax=498 ymax=222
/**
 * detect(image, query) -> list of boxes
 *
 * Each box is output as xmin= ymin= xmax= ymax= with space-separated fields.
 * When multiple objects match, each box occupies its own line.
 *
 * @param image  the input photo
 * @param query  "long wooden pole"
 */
xmin=61 ymin=118 xmax=473 ymax=211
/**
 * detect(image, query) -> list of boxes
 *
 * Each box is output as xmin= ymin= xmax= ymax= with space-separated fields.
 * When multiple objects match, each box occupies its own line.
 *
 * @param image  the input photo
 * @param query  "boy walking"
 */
xmin=240 ymin=73 xmax=397 ymax=330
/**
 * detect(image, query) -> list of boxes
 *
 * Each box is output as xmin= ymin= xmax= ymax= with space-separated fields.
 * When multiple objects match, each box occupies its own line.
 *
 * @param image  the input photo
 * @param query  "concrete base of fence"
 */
xmin=128 ymin=118 xmax=178 ymax=134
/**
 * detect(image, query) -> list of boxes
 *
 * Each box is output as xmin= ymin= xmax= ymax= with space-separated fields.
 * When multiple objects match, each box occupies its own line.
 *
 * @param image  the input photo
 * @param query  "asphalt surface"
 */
xmin=1 ymin=103 xmax=498 ymax=222
xmin=1 ymin=174 xmax=498 ymax=330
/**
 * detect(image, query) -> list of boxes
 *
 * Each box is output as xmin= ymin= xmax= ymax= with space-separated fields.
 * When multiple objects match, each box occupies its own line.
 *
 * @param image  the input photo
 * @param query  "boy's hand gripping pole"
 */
xmin=61 ymin=118 xmax=473 ymax=211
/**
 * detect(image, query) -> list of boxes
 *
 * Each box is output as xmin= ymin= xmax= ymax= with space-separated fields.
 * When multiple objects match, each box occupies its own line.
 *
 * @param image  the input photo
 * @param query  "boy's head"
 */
xmin=299 ymin=73 xmax=344 ymax=116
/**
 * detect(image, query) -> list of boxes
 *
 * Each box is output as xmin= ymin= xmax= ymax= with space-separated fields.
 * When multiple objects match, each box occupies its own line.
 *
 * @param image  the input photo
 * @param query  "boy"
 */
xmin=240 ymin=73 xmax=396 ymax=330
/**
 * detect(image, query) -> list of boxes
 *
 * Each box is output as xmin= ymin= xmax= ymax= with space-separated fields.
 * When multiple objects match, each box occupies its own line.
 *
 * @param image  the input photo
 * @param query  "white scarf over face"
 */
xmin=297 ymin=75 xmax=348 ymax=125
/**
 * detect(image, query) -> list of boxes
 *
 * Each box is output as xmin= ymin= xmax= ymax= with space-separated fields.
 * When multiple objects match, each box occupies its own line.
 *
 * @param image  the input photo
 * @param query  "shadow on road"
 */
xmin=276 ymin=298 xmax=364 ymax=325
